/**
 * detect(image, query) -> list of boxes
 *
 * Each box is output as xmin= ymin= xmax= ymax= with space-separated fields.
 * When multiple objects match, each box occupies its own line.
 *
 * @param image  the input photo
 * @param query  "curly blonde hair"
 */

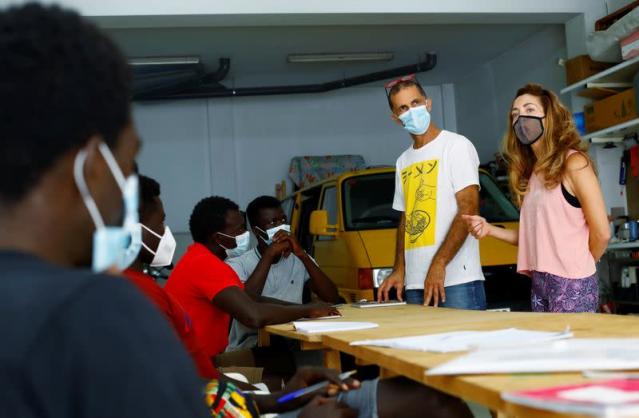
xmin=502 ymin=84 xmax=590 ymax=206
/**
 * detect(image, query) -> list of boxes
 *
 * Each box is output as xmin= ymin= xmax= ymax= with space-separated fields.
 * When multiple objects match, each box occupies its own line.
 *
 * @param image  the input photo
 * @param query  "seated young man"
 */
xmin=0 ymin=5 xmax=208 ymax=416
xmin=164 ymin=196 xmax=338 ymax=364
xmin=226 ymin=195 xmax=340 ymax=351
xmin=123 ymin=175 xmax=216 ymax=379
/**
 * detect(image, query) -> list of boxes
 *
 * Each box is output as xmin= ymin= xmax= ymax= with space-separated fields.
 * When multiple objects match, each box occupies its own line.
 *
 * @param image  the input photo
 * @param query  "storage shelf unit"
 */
xmin=561 ymin=56 xmax=639 ymax=141
xmin=561 ymin=55 xmax=639 ymax=99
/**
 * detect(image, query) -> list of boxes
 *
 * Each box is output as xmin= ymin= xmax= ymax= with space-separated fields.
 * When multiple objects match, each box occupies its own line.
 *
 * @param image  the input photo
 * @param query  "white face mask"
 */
xmin=256 ymin=224 xmax=291 ymax=245
xmin=217 ymin=230 xmax=251 ymax=258
xmin=73 ymin=142 xmax=141 ymax=272
xmin=139 ymin=224 xmax=176 ymax=267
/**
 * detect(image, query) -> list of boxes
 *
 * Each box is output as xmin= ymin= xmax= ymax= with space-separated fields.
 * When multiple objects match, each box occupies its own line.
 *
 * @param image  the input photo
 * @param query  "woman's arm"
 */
xmin=462 ymin=215 xmax=519 ymax=245
xmin=564 ymin=153 xmax=611 ymax=261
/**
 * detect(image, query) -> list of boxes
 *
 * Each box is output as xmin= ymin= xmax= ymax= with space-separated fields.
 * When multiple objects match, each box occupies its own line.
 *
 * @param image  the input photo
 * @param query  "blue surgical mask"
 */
xmin=398 ymin=105 xmax=430 ymax=135
xmin=256 ymin=224 xmax=290 ymax=246
xmin=74 ymin=142 xmax=141 ymax=272
xmin=217 ymin=230 xmax=251 ymax=258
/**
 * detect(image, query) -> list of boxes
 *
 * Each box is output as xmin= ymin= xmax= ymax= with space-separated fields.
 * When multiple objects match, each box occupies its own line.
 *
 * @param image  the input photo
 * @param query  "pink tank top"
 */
xmin=517 ymin=154 xmax=596 ymax=279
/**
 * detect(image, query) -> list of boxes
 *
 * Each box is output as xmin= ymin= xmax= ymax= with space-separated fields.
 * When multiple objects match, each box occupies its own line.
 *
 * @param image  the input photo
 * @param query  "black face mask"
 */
xmin=513 ymin=115 xmax=545 ymax=145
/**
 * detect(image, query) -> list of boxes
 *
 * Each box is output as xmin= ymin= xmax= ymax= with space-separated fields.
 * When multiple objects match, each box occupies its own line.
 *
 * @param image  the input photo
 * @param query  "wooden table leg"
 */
xmin=323 ymin=349 xmax=341 ymax=371
xmin=257 ymin=329 xmax=271 ymax=347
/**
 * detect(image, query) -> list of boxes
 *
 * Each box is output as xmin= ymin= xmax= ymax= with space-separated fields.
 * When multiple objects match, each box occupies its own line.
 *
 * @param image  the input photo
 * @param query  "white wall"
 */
xmin=454 ymin=65 xmax=501 ymax=162
xmin=454 ymin=25 xmax=567 ymax=162
xmin=133 ymin=84 xmax=449 ymax=236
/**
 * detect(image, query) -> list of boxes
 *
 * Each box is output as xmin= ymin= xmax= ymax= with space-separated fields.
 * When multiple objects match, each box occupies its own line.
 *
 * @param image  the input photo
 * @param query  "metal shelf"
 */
xmin=608 ymin=241 xmax=639 ymax=251
xmin=582 ymin=118 xmax=639 ymax=141
xmin=561 ymin=55 xmax=639 ymax=98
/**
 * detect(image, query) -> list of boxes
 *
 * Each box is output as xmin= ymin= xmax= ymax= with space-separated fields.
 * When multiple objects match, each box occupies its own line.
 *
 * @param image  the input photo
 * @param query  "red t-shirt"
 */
xmin=165 ymin=243 xmax=243 ymax=359
xmin=122 ymin=268 xmax=218 ymax=379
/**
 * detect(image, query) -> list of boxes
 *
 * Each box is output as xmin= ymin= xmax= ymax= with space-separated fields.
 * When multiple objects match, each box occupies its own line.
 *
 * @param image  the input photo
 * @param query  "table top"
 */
xmin=264 ymin=305 xmax=639 ymax=417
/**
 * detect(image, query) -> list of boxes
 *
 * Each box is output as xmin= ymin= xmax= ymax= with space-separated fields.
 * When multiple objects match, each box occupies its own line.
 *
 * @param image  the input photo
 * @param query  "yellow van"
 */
xmin=282 ymin=167 xmax=530 ymax=310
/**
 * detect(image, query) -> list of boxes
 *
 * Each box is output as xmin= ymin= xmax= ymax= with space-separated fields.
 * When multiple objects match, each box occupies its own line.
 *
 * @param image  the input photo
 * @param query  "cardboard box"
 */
xmin=622 ymin=30 xmax=639 ymax=61
xmin=565 ymin=55 xmax=613 ymax=85
xmin=584 ymin=88 xmax=637 ymax=133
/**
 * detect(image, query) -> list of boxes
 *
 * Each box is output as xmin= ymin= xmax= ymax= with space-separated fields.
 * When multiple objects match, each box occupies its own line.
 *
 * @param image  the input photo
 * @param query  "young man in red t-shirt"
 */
xmin=165 ymin=196 xmax=338 ymax=361
xmin=123 ymin=175 xmax=217 ymax=379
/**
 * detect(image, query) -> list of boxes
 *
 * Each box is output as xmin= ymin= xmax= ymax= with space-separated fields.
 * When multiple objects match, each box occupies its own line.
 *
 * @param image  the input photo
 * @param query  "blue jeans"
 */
xmin=404 ymin=280 xmax=486 ymax=310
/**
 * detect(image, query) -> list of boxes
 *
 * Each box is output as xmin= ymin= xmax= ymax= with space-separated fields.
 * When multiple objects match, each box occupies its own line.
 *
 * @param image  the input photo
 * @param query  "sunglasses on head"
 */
xmin=384 ymin=74 xmax=420 ymax=97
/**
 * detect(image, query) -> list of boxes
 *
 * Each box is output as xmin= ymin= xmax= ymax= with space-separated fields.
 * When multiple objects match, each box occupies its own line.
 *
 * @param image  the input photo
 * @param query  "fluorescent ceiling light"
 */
xmin=129 ymin=56 xmax=200 ymax=66
xmin=288 ymin=52 xmax=393 ymax=63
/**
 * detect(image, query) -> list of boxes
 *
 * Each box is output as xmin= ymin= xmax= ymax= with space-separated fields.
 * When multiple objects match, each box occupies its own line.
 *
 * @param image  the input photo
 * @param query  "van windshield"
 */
xmin=479 ymin=172 xmax=519 ymax=222
xmin=342 ymin=171 xmax=518 ymax=231
xmin=343 ymin=173 xmax=400 ymax=230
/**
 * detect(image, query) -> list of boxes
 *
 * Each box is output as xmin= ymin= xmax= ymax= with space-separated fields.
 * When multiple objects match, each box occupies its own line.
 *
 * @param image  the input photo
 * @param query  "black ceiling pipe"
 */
xmin=131 ymin=58 xmax=230 ymax=99
xmin=135 ymin=53 xmax=436 ymax=101
xmin=201 ymin=57 xmax=231 ymax=84
xmin=132 ymin=69 xmax=202 ymax=97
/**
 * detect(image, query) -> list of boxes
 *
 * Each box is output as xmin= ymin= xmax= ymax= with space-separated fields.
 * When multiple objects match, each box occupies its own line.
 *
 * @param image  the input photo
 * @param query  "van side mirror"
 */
xmin=309 ymin=210 xmax=337 ymax=236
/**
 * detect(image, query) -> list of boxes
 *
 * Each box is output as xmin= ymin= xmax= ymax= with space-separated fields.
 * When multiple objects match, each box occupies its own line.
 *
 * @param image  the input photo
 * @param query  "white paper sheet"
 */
xmin=350 ymin=328 xmax=572 ymax=353
xmin=295 ymin=315 xmax=343 ymax=321
xmin=428 ymin=339 xmax=639 ymax=376
xmin=292 ymin=321 xmax=378 ymax=334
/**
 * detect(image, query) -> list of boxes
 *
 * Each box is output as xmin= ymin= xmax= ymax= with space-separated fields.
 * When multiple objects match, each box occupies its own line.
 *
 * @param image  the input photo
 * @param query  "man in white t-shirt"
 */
xmin=378 ymin=75 xmax=486 ymax=310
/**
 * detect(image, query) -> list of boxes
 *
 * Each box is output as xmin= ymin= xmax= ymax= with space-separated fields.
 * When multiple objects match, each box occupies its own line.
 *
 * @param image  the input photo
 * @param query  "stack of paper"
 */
xmin=503 ymin=379 xmax=639 ymax=417
xmin=296 ymin=315 xmax=342 ymax=321
xmin=350 ymin=328 xmax=572 ymax=353
xmin=293 ymin=321 xmax=378 ymax=334
xmin=427 ymin=339 xmax=639 ymax=376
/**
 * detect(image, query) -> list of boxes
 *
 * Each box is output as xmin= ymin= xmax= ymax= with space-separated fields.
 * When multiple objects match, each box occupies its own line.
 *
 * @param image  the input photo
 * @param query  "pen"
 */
xmin=276 ymin=370 xmax=357 ymax=404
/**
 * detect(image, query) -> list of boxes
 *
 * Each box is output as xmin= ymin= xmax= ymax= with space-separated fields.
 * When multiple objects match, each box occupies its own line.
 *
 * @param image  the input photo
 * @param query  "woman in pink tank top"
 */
xmin=463 ymin=84 xmax=610 ymax=313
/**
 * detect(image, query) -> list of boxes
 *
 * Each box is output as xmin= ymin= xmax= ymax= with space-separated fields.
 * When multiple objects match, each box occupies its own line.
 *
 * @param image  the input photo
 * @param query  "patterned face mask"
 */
xmin=513 ymin=115 xmax=545 ymax=145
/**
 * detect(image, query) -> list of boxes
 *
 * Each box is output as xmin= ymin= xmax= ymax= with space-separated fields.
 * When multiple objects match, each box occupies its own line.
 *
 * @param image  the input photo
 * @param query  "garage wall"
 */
xmin=454 ymin=25 xmax=567 ymax=163
xmin=133 ymin=83 xmax=452 ymax=239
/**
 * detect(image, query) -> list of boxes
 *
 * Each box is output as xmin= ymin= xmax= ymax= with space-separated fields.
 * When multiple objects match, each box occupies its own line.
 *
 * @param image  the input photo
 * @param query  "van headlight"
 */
xmin=372 ymin=268 xmax=393 ymax=288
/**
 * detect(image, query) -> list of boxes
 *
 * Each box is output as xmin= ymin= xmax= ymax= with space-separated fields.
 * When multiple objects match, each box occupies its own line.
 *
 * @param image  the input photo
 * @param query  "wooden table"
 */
xmin=263 ymin=305 xmax=639 ymax=418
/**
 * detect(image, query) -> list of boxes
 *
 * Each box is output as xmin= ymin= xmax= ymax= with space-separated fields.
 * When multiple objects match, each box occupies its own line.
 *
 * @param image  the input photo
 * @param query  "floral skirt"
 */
xmin=531 ymin=271 xmax=599 ymax=313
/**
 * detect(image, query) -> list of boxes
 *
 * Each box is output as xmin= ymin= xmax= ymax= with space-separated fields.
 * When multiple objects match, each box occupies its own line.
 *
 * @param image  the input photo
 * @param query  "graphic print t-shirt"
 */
xmin=392 ymin=130 xmax=484 ymax=290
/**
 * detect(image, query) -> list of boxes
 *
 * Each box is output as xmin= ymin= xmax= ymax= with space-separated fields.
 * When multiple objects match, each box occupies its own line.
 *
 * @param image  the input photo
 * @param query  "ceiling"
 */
xmin=107 ymin=23 xmax=562 ymax=88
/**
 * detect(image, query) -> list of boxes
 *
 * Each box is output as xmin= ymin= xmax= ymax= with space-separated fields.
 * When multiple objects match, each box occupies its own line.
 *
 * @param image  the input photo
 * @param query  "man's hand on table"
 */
xmin=305 ymin=304 xmax=340 ymax=318
xmin=423 ymin=260 xmax=446 ymax=307
xmin=377 ymin=269 xmax=405 ymax=302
